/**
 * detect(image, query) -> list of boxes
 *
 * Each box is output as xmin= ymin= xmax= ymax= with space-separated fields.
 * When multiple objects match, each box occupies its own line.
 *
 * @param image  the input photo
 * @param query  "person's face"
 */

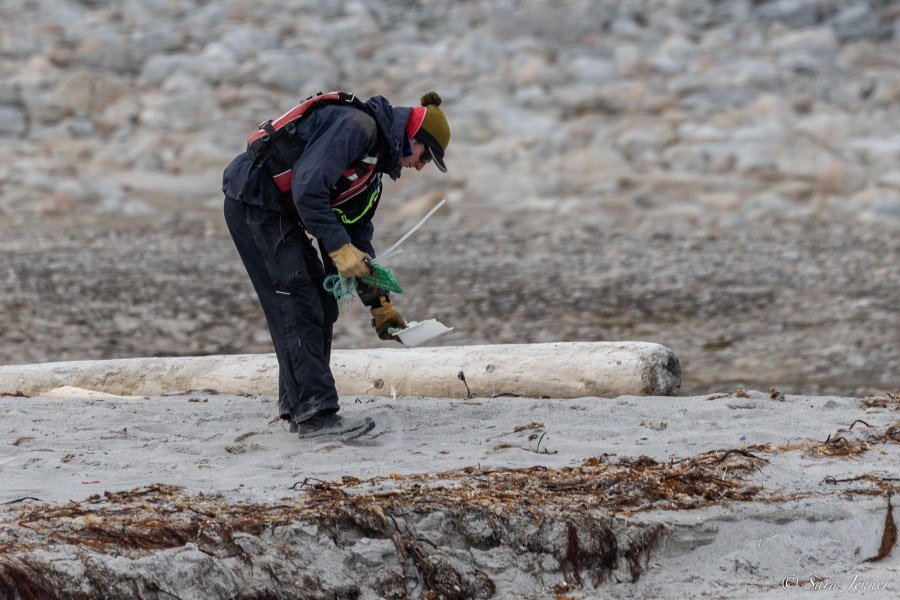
xmin=401 ymin=139 xmax=433 ymax=171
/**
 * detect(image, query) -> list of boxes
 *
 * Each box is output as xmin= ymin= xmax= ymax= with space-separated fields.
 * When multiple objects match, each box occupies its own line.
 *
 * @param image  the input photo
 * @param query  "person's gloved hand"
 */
xmin=328 ymin=243 xmax=372 ymax=279
xmin=370 ymin=300 xmax=407 ymax=342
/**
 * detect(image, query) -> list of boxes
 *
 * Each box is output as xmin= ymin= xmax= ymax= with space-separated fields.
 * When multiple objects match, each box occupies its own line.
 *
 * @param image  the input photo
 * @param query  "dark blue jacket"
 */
xmin=222 ymin=95 xmax=411 ymax=257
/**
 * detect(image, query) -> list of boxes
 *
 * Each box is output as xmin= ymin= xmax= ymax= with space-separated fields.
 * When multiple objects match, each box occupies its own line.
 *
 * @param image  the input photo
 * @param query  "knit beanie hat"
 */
xmin=406 ymin=91 xmax=450 ymax=172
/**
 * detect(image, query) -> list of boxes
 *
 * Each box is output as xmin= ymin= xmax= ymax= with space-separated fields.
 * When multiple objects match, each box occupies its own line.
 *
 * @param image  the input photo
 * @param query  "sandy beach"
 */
xmin=2 ymin=386 xmax=896 ymax=598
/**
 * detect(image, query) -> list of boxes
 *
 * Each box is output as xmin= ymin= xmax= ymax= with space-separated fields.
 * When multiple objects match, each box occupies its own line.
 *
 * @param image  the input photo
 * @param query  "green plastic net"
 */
xmin=359 ymin=262 xmax=404 ymax=294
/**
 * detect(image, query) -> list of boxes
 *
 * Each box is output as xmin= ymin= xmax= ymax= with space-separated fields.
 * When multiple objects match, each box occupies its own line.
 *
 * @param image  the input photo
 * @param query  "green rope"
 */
xmin=323 ymin=274 xmax=357 ymax=302
xmin=323 ymin=263 xmax=405 ymax=308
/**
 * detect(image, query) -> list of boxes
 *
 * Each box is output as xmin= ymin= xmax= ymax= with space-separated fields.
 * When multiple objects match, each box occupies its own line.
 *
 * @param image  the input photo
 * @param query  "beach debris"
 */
xmin=818 ymin=435 xmax=870 ymax=457
xmin=534 ymin=431 xmax=555 ymax=454
xmin=859 ymin=393 xmax=899 ymax=411
xmin=391 ymin=319 xmax=453 ymax=347
xmin=885 ymin=425 xmax=900 ymax=443
xmin=748 ymin=421 xmax=900 ymax=460
xmin=3 ymin=437 xmax=892 ymax=598
xmin=233 ymin=431 xmax=261 ymax=443
xmin=822 ymin=474 xmax=899 ymax=488
xmin=864 ymin=495 xmax=897 ymax=563
xmin=167 ymin=389 xmax=220 ymax=396
xmin=43 ymin=386 xmax=145 ymax=400
xmin=513 ymin=422 xmax=544 ymax=432
xmin=0 ymin=453 xmax=755 ymax=597
xmin=750 ymin=437 xmax=870 ymax=458
xmin=706 ymin=389 xmax=750 ymax=401
xmin=1 ymin=449 xmax=767 ymax=553
xmin=1 ymin=497 xmax=41 ymax=506
xmin=457 ymin=371 xmax=472 ymax=398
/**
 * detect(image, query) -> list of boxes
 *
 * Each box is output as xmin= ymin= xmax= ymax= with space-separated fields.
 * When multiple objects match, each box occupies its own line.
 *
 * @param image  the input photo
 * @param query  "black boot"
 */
xmin=293 ymin=412 xmax=375 ymax=440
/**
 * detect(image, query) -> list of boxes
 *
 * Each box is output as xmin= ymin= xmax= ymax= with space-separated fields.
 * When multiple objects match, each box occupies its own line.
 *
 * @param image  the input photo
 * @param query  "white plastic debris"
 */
xmin=393 ymin=319 xmax=453 ymax=347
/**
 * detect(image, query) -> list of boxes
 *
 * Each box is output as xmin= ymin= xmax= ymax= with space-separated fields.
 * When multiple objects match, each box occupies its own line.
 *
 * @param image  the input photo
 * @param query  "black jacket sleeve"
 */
xmin=290 ymin=113 xmax=376 ymax=253
xmin=346 ymin=219 xmax=375 ymax=257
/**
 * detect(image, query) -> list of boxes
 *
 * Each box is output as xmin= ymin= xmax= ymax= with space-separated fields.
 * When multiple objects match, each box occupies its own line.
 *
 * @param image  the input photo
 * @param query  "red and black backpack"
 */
xmin=246 ymin=91 xmax=382 ymax=216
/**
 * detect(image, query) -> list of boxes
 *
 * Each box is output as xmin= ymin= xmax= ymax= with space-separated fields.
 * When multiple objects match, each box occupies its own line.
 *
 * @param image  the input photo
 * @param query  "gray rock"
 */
xmin=180 ymin=2 xmax=228 ymax=39
xmin=847 ymin=135 xmax=900 ymax=169
xmin=832 ymin=4 xmax=882 ymax=42
xmin=0 ymin=106 xmax=27 ymax=137
xmin=75 ymin=27 xmax=140 ymax=74
xmin=138 ymin=54 xmax=190 ymax=87
xmin=662 ymin=145 xmax=711 ymax=174
xmin=129 ymin=28 xmax=187 ymax=62
xmin=770 ymin=26 xmax=838 ymax=56
xmin=53 ymin=71 xmax=131 ymax=115
xmin=254 ymin=50 xmax=339 ymax=93
xmin=139 ymin=72 xmax=220 ymax=131
xmin=650 ymin=35 xmax=697 ymax=74
xmin=562 ymin=48 xmax=618 ymax=84
xmin=616 ymin=127 xmax=671 ymax=164
xmin=0 ymin=82 xmax=22 ymax=106
xmin=87 ymin=180 xmax=125 ymax=214
xmin=188 ymin=43 xmax=239 ymax=85
xmin=754 ymin=0 xmax=821 ymax=28
xmin=219 ymin=26 xmax=281 ymax=60
xmin=66 ymin=113 xmax=97 ymax=138
xmin=867 ymin=194 xmax=900 ymax=219
xmin=772 ymin=133 xmax=841 ymax=178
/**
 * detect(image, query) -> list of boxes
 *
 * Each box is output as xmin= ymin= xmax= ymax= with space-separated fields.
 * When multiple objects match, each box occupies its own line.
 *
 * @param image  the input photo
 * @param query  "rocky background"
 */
xmin=0 ymin=0 xmax=897 ymax=395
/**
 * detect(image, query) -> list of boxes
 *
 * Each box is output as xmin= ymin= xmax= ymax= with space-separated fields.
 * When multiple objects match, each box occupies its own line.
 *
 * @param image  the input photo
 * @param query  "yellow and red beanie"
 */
xmin=405 ymin=91 xmax=450 ymax=172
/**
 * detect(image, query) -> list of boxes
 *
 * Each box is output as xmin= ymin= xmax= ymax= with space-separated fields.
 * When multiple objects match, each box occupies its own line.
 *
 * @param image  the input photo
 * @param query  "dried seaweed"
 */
xmin=626 ymin=524 xmax=665 ymax=584
xmin=513 ymin=422 xmax=544 ymax=432
xmin=0 ymin=441 xmax=888 ymax=597
xmin=749 ymin=435 xmax=872 ymax=458
xmin=859 ymin=393 xmax=899 ymax=411
xmin=0 ymin=558 xmax=64 ymax=600
xmin=0 ymin=450 xmax=768 ymax=583
xmin=1 ymin=497 xmax=42 ymax=506
xmin=706 ymin=389 xmax=750 ymax=401
xmin=864 ymin=495 xmax=897 ymax=563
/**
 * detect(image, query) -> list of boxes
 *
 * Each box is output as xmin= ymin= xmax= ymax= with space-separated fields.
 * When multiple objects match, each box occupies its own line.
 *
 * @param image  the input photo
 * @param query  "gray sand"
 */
xmin=2 ymin=388 xmax=896 ymax=598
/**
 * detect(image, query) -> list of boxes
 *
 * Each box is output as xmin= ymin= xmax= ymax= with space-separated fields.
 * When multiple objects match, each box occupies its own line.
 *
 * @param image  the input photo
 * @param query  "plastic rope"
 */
xmin=323 ymin=263 xmax=406 ymax=313
xmin=323 ymin=274 xmax=358 ymax=310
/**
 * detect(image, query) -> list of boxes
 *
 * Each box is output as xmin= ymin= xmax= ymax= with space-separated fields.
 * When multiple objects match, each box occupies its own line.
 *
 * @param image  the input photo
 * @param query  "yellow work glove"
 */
xmin=370 ymin=300 xmax=407 ymax=342
xmin=328 ymin=243 xmax=372 ymax=279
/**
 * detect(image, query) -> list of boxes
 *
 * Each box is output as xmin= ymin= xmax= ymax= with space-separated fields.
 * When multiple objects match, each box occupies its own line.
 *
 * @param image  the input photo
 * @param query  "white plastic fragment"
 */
xmin=394 ymin=319 xmax=454 ymax=347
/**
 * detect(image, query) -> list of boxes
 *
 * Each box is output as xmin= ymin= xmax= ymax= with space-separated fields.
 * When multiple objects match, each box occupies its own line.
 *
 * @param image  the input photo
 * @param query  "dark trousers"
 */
xmin=223 ymin=196 xmax=340 ymax=421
